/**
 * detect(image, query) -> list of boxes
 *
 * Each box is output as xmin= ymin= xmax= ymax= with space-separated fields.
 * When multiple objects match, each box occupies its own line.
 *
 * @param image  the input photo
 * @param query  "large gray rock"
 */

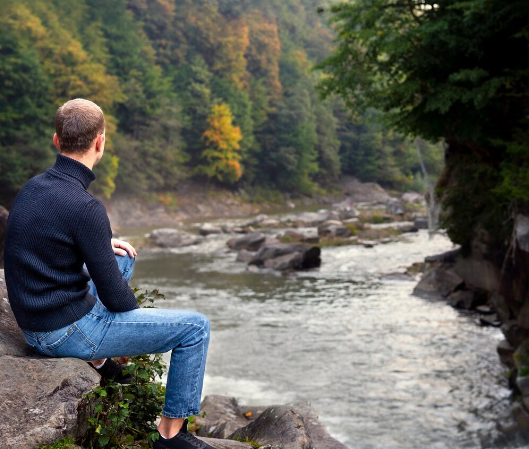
xmin=317 ymin=223 xmax=351 ymax=239
xmin=196 ymin=396 xmax=347 ymax=449
xmin=246 ymin=214 xmax=269 ymax=227
xmin=264 ymin=252 xmax=304 ymax=271
xmin=227 ymin=232 xmax=266 ymax=251
xmin=259 ymin=218 xmax=281 ymax=227
xmin=365 ymin=221 xmax=417 ymax=233
xmin=290 ymin=211 xmax=330 ymax=226
xmin=402 ymin=192 xmax=424 ymax=204
xmin=236 ymin=249 xmax=255 ymax=263
xmin=386 ymin=199 xmax=404 ymax=215
xmin=332 ymin=198 xmax=359 ymax=220
xmin=150 ymin=228 xmax=200 ymax=248
xmin=196 ymin=395 xmax=249 ymax=439
xmin=447 ymin=289 xmax=487 ymax=310
xmin=414 ymin=215 xmax=429 ymax=230
xmin=413 ymin=265 xmax=465 ymax=298
xmin=0 ymin=355 xmax=100 ymax=448
xmin=199 ymin=223 xmax=223 ymax=236
xmin=339 ymin=176 xmax=391 ymax=203
xmin=249 ymin=243 xmax=321 ymax=270
xmin=0 ymin=206 xmax=7 ymax=268
xmin=0 ymin=274 xmax=100 ymax=447
xmin=229 ymin=406 xmax=312 ymax=449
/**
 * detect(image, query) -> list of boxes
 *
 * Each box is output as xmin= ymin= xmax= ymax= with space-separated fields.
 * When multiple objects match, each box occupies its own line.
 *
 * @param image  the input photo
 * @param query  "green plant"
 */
xmin=316 ymin=237 xmax=359 ymax=248
xmin=519 ymin=366 xmax=529 ymax=378
xmin=186 ymin=412 xmax=206 ymax=433
xmin=81 ymin=290 xmax=168 ymax=449
xmin=36 ymin=437 xmax=77 ymax=449
xmin=344 ymin=223 xmax=358 ymax=236
xmin=81 ymin=354 xmax=166 ymax=449
xmin=230 ymin=435 xmax=261 ymax=448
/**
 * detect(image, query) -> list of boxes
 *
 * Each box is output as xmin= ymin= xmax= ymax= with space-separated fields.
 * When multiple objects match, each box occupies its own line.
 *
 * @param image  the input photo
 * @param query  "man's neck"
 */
xmin=60 ymin=151 xmax=95 ymax=171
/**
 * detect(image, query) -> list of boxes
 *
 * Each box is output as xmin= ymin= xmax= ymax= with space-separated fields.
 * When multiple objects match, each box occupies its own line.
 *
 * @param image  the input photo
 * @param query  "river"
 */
xmin=125 ymin=222 xmax=519 ymax=449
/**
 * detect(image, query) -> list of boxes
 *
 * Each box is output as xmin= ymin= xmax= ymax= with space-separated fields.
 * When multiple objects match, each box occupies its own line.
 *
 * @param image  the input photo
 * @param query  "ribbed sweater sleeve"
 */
xmin=75 ymin=199 xmax=139 ymax=312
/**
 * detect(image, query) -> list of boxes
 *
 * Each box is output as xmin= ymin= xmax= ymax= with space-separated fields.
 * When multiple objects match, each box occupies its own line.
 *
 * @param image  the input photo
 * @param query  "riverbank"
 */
xmin=104 ymin=176 xmax=392 ymax=229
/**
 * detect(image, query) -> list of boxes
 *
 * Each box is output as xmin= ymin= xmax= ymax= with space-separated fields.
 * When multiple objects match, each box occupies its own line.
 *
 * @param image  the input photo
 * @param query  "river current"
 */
xmin=126 ymin=223 xmax=520 ymax=449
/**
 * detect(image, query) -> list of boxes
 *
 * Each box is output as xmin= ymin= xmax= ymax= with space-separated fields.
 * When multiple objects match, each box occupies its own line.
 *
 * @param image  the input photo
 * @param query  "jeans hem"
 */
xmin=161 ymin=410 xmax=199 ymax=419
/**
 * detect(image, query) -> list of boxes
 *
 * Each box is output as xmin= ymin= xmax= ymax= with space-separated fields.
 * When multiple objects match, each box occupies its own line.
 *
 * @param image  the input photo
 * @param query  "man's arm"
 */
xmin=75 ymin=199 xmax=139 ymax=312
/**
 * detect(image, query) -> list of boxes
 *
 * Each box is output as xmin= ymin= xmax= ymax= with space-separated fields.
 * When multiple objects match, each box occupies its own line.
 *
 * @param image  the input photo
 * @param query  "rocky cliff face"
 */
xmin=414 ymin=219 xmax=529 ymax=437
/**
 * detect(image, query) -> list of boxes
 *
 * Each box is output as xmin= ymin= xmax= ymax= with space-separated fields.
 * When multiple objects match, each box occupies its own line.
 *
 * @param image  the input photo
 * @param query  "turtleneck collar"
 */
xmin=47 ymin=153 xmax=96 ymax=190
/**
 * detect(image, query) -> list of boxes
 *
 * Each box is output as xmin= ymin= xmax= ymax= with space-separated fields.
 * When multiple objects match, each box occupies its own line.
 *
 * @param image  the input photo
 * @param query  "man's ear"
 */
xmin=53 ymin=133 xmax=60 ymax=151
xmin=95 ymin=133 xmax=105 ymax=152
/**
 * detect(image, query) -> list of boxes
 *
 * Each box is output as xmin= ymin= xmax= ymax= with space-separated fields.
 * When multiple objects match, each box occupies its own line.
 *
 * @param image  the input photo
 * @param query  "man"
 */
xmin=4 ymin=98 xmax=214 ymax=449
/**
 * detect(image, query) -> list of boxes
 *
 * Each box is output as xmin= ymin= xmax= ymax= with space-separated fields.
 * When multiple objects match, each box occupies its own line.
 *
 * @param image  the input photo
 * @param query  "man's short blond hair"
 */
xmin=55 ymin=99 xmax=105 ymax=154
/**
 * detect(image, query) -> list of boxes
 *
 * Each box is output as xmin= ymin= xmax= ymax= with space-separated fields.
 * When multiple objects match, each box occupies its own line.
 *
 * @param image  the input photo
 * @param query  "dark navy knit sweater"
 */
xmin=4 ymin=153 xmax=138 ymax=332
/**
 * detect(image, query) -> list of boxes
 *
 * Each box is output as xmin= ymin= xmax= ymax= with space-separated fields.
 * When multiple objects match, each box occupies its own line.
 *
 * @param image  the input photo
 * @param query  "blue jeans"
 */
xmin=22 ymin=254 xmax=210 ymax=419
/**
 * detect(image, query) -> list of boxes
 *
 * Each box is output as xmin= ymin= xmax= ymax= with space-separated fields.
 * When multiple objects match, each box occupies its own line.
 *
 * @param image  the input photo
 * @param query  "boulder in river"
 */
xmin=279 ymin=230 xmax=319 ymax=244
xmin=199 ymin=223 xmax=223 ymax=236
xmin=413 ymin=264 xmax=465 ymax=298
xmin=401 ymin=192 xmax=425 ymax=204
xmin=364 ymin=221 xmax=417 ymax=233
xmin=386 ymin=198 xmax=404 ymax=216
xmin=447 ymin=289 xmax=487 ymax=310
xmin=246 ymin=214 xmax=270 ymax=227
xmin=414 ymin=215 xmax=429 ymax=230
xmin=227 ymin=232 xmax=266 ymax=251
xmin=332 ymin=198 xmax=359 ymax=220
xmin=264 ymin=252 xmax=304 ymax=271
xmin=150 ymin=228 xmax=201 ymax=248
xmin=290 ymin=211 xmax=330 ymax=226
xmin=280 ymin=230 xmax=307 ymax=242
xmin=236 ymin=249 xmax=256 ymax=263
xmin=318 ymin=223 xmax=351 ymax=239
xmin=249 ymin=243 xmax=321 ymax=270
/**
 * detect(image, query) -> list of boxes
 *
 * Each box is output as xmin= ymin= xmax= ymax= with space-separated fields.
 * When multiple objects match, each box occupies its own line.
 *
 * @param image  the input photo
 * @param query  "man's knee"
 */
xmin=115 ymin=253 xmax=135 ymax=278
xmin=196 ymin=312 xmax=210 ymax=334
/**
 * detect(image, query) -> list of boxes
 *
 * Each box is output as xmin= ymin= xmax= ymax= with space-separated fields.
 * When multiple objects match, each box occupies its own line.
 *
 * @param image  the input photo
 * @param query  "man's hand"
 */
xmin=111 ymin=238 xmax=137 ymax=258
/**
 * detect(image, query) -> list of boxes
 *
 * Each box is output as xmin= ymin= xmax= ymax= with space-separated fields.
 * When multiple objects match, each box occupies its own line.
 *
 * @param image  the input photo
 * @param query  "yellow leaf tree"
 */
xmin=194 ymin=103 xmax=243 ymax=184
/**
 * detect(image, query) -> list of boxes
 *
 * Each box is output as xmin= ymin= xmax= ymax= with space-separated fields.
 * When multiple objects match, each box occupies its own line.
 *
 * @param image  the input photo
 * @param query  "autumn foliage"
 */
xmin=0 ymin=0 xmax=443 ymax=206
xmin=196 ymin=104 xmax=243 ymax=184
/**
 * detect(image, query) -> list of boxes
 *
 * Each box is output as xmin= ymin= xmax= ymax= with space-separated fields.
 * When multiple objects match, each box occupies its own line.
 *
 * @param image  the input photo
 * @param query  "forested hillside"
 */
xmin=0 ymin=0 xmax=442 ymax=205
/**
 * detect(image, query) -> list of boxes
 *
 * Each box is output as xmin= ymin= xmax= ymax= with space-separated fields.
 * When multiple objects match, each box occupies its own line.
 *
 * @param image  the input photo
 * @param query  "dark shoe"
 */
xmin=153 ymin=419 xmax=215 ymax=449
xmin=92 ymin=358 xmax=133 ymax=384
